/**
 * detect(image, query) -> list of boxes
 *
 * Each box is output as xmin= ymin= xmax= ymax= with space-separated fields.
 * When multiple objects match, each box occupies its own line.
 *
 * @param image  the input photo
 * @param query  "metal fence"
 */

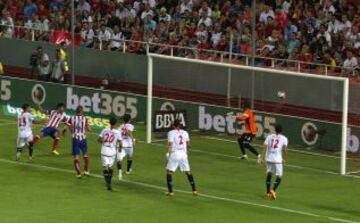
xmin=1 ymin=24 xmax=359 ymax=78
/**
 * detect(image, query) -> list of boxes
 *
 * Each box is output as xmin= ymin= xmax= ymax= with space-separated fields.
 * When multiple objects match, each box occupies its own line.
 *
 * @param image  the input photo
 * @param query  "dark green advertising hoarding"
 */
xmin=1 ymin=76 xmax=359 ymax=154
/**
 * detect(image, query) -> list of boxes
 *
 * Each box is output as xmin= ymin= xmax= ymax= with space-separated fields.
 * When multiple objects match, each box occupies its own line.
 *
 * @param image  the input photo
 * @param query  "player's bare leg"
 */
xmin=74 ymin=155 xmax=82 ymax=178
xmin=117 ymin=161 xmax=123 ymax=180
xmin=83 ymin=153 xmax=90 ymax=176
xmin=32 ymin=133 xmax=42 ymax=145
xmin=185 ymin=171 xmax=197 ymax=196
xmin=165 ymin=170 xmax=174 ymax=196
xmin=28 ymin=142 xmax=34 ymax=160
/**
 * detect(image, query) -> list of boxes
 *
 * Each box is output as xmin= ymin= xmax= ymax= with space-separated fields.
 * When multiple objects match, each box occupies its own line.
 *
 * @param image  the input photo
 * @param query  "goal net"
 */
xmin=146 ymin=53 xmax=357 ymax=176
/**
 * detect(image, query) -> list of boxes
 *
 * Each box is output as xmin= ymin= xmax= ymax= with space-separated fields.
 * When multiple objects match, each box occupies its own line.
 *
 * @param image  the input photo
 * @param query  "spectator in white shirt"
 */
xmin=158 ymin=7 xmax=171 ymax=23
xmin=333 ymin=15 xmax=352 ymax=34
xmin=116 ymin=3 xmax=130 ymax=20
xmin=198 ymin=1 xmax=212 ymax=17
xmin=259 ymin=5 xmax=274 ymax=24
xmin=195 ymin=23 xmax=208 ymax=39
xmin=77 ymin=0 xmax=91 ymax=13
xmin=180 ymin=0 xmax=193 ymax=14
xmin=141 ymin=3 xmax=154 ymax=20
xmin=210 ymin=23 xmax=222 ymax=47
xmin=97 ymin=24 xmax=112 ymax=48
xmin=0 ymin=11 xmax=14 ymax=38
xmin=80 ymin=22 xmax=95 ymax=48
xmin=143 ymin=0 xmax=156 ymax=9
xmin=317 ymin=24 xmax=332 ymax=47
xmin=343 ymin=50 xmax=358 ymax=72
xmin=109 ymin=25 xmax=124 ymax=51
xmin=198 ymin=12 xmax=212 ymax=27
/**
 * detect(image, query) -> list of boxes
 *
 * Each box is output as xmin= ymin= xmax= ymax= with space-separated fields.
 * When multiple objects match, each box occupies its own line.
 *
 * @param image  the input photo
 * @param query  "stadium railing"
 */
xmin=1 ymin=24 xmax=359 ymax=79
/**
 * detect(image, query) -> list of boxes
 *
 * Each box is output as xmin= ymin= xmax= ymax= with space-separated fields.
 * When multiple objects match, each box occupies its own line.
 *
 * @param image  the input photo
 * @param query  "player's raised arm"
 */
xmin=233 ymin=112 xmax=249 ymax=121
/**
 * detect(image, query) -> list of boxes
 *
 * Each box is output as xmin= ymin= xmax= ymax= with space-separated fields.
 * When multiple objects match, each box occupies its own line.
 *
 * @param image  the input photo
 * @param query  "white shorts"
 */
xmin=17 ymin=131 xmax=33 ymax=148
xmin=101 ymin=155 xmax=116 ymax=168
xmin=166 ymin=153 xmax=190 ymax=172
xmin=266 ymin=163 xmax=283 ymax=177
xmin=117 ymin=147 xmax=134 ymax=161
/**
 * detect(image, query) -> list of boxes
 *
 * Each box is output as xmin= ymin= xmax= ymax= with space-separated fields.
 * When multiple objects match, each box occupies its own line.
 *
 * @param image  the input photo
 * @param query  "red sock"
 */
xmin=74 ymin=159 xmax=81 ymax=175
xmin=84 ymin=156 xmax=89 ymax=172
xmin=32 ymin=135 xmax=41 ymax=144
xmin=52 ymin=138 xmax=60 ymax=151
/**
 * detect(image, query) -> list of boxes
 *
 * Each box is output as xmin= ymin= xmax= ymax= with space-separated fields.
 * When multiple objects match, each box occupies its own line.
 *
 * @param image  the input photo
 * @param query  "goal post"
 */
xmin=146 ymin=53 xmax=350 ymax=175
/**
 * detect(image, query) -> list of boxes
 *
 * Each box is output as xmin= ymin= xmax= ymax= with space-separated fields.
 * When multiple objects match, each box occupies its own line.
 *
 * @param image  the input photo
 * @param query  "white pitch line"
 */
xmin=0 ymin=158 xmax=358 ymax=223
xmin=2 ymin=119 xmax=360 ymax=178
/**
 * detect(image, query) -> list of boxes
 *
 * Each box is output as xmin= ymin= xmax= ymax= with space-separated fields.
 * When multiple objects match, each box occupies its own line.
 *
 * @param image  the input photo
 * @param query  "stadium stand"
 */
xmin=0 ymin=0 xmax=358 ymax=76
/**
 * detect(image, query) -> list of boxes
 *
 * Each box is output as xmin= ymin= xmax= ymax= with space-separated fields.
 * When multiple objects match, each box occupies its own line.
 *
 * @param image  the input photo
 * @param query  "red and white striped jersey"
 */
xmin=18 ymin=112 xmax=33 ymax=133
xmin=67 ymin=115 xmax=88 ymax=140
xmin=46 ymin=110 xmax=67 ymax=129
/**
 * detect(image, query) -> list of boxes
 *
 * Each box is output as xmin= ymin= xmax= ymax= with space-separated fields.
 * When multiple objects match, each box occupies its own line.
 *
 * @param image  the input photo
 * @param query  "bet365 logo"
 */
xmin=0 ymin=79 xmax=11 ymax=101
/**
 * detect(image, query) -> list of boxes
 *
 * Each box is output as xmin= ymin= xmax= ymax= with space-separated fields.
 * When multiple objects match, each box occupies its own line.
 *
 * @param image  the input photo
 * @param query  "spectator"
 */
xmin=109 ymin=25 xmax=124 ymax=51
xmin=80 ymin=22 xmax=95 ymax=48
xmin=77 ymin=0 xmax=91 ymax=14
xmin=37 ymin=48 xmax=50 ymax=81
xmin=0 ymin=61 xmax=3 ymax=74
xmin=98 ymin=24 xmax=112 ymax=48
xmin=199 ymin=1 xmax=212 ymax=17
xmin=198 ymin=12 xmax=212 ymax=28
xmin=0 ymin=10 xmax=14 ymax=38
xmin=322 ymin=50 xmax=337 ymax=70
xmin=141 ymin=3 xmax=154 ymax=20
xmin=29 ymin=46 xmax=43 ymax=78
xmin=23 ymin=0 xmax=37 ymax=18
xmin=180 ymin=0 xmax=193 ymax=14
xmin=343 ymin=50 xmax=358 ymax=72
xmin=259 ymin=4 xmax=275 ymax=24
xmin=51 ymin=49 xmax=69 ymax=83
xmin=283 ymin=20 xmax=297 ymax=41
xmin=317 ymin=24 xmax=332 ymax=47
xmin=287 ymin=32 xmax=300 ymax=55
xmin=158 ymin=7 xmax=171 ymax=23
xmin=144 ymin=14 xmax=157 ymax=31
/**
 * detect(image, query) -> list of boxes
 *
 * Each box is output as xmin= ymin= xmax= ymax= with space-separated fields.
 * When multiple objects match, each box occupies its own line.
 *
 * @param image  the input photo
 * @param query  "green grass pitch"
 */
xmin=0 ymin=115 xmax=359 ymax=223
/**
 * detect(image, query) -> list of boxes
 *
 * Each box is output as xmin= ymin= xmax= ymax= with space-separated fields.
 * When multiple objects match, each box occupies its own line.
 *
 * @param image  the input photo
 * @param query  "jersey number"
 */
xmin=19 ymin=117 xmax=27 ymax=127
xmin=178 ymin=135 xmax=184 ymax=145
xmin=271 ymin=139 xmax=279 ymax=149
xmin=104 ymin=133 xmax=115 ymax=143
xmin=121 ymin=128 xmax=128 ymax=137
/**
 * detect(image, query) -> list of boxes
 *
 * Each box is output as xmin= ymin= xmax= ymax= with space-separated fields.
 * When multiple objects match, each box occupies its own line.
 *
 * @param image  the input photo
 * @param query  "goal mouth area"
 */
xmin=147 ymin=53 xmax=350 ymax=175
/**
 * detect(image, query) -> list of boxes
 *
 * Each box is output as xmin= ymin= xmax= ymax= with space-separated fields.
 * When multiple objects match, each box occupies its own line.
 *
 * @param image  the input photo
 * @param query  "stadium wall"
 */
xmin=1 ymin=75 xmax=359 ymax=154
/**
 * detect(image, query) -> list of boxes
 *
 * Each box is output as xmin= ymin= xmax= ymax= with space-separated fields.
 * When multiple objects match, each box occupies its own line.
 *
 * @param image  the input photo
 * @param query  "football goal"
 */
xmin=146 ymin=53 xmax=352 ymax=176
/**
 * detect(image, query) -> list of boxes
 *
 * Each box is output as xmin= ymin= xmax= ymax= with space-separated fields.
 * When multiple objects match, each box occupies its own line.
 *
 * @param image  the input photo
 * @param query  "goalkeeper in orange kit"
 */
xmin=234 ymin=102 xmax=261 ymax=163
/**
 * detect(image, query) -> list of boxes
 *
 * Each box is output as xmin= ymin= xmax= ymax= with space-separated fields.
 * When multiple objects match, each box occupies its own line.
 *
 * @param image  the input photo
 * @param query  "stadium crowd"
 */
xmin=0 ymin=0 xmax=359 ymax=72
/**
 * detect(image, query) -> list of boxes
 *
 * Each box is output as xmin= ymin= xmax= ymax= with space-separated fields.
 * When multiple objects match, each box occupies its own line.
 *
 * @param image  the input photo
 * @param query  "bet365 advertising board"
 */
xmin=1 ymin=76 xmax=359 ymax=154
